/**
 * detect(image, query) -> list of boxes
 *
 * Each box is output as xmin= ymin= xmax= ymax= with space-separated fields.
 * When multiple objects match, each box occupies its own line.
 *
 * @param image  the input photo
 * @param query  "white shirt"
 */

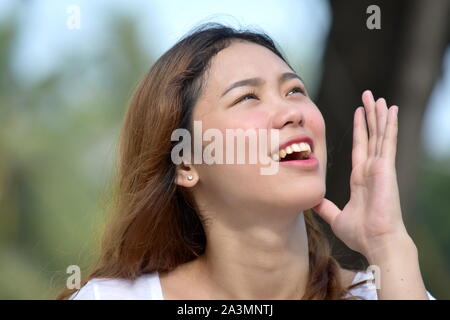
xmin=70 ymin=270 xmax=436 ymax=300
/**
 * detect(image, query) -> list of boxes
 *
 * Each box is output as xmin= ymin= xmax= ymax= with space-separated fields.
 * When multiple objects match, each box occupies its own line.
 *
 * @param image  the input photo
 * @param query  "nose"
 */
xmin=271 ymin=100 xmax=305 ymax=130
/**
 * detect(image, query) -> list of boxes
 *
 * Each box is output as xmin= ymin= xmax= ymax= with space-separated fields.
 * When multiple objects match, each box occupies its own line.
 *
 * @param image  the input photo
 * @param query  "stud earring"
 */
xmin=187 ymin=175 xmax=193 ymax=181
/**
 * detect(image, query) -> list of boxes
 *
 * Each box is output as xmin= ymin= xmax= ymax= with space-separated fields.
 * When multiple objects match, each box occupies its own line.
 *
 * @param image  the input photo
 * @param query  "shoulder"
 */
xmin=69 ymin=272 xmax=162 ymax=300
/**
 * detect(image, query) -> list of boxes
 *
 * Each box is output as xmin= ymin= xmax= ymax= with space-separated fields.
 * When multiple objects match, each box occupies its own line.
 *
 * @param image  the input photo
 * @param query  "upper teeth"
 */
xmin=272 ymin=142 xmax=311 ymax=161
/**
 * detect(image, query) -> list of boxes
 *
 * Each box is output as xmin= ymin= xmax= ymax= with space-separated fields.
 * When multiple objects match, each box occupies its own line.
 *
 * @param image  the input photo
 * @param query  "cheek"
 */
xmin=200 ymin=110 xmax=271 ymax=161
xmin=193 ymin=113 xmax=271 ymax=204
xmin=214 ymin=108 xmax=270 ymax=131
xmin=307 ymin=109 xmax=326 ymax=135
xmin=196 ymin=107 xmax=269 ymax=131
xmin=308 ymin=110 xmax=327 ymax=172
xmin=238 ymin=110 xmax=270 ymax=129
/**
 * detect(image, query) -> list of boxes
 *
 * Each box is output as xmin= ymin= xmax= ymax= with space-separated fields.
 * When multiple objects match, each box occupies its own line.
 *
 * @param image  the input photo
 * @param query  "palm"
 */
xmin=313 ymin=91 xmax=407 ymax=256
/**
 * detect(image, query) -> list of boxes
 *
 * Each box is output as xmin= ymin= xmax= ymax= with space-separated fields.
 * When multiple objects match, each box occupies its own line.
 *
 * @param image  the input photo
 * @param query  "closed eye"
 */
xmin=234 ymin=86 xmax=306 ymax=105
xmin=287 ymin=86 xmax=306 ymax=96
xmin=235 ymin=91 xmax=258 ymax=104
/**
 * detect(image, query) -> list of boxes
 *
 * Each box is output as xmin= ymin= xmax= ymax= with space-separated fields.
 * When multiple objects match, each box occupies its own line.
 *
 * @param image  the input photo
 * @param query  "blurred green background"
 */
xmin=0 ymin=0 xmax=449 ymax=299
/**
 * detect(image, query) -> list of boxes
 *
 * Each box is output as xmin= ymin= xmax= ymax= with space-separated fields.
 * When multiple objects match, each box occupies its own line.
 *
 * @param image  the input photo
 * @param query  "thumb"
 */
xmin=312 ymin=198 xmax=341 ymax=226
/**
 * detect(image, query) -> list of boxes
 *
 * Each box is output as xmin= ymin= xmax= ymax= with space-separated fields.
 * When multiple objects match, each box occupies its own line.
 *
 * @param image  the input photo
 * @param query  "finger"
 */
xmin=312 ymin=198 xmax=341 ymax=226
xmin=362 ymin=90 xmax=377 ymax=157
xmin=352 ymin=106 xmax=368 ymax=169
xmin=375 ymin=98 xmax=388 ymax=157
xmin=380 ymin=105 xmax=399 ymax=165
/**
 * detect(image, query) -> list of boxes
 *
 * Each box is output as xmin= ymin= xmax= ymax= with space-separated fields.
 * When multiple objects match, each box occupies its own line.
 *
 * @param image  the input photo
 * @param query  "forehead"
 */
xmin=206 ymin=40 xmax=292 ymax=91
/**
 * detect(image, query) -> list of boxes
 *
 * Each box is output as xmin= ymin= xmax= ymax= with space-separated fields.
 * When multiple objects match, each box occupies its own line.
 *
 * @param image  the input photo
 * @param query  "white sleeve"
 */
xmin=69 ymin=281 xmax=99 ymax=300
xmin=426 ymin=290 xmax=437 ymax=300
xmin=68 ymin=276 xmax=155 ymax=299
xmin=348 ymin=271 xmax=437 ymax=300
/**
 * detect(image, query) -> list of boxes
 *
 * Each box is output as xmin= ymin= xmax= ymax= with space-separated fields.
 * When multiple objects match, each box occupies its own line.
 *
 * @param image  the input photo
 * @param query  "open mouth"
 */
xmin=280 ymin=150 xmax=311 ymax=162
xmin=271 ymin=142 xmax=312 ymax=162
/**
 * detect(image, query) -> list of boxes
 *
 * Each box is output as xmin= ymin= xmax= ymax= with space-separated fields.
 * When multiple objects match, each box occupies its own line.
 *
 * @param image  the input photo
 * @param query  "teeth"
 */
xmin=292 ymin=143 xmax=301 ymax=152
xmin=298 ymin=142 xmax=311 ymax=152
xmin=272 ymin=141 xmax=312 ymax=162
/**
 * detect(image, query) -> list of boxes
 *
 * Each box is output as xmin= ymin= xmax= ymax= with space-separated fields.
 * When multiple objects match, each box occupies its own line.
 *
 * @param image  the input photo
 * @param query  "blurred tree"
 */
xmin=0 ymin=8 xmax=154 ymax=298
xmin=1 ymin=1 xmax=449 ymax=299
xmin=315 ymin=0 xmax=450 ymax=298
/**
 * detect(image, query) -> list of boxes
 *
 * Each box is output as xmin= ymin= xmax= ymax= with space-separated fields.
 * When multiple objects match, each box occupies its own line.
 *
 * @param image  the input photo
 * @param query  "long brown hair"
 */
xmin=57 ymin=22 xmax=369 ymax=300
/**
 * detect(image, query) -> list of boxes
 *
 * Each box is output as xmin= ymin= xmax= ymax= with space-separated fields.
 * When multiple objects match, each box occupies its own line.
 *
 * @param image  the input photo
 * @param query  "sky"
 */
xmin=1 ymin=0 xmax=449 ymax=158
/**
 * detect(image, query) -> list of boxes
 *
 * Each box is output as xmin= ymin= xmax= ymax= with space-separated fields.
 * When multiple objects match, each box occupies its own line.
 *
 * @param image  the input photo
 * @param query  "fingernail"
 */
xmin=359 ymin=106 xmax=365 ymax=116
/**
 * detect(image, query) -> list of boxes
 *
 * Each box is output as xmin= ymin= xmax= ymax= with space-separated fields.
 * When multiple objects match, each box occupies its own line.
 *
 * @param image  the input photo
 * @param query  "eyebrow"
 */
xmin=220 ymin=72 xmax=304 ymax=98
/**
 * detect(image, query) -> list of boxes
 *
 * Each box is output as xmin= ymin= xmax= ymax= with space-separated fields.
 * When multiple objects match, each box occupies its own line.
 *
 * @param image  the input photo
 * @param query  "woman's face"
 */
xmin=189 ymin=40 xmax=327 ymax=214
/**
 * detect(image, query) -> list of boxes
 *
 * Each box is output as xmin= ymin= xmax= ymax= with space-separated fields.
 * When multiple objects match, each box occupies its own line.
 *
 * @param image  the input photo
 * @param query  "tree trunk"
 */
xmin=315 ymin=0 xmax=450 ymax=268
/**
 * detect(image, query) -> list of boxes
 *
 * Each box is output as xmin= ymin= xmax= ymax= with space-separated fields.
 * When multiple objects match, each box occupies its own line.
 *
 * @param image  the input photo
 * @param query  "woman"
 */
xmin=59 ymin=23 xmax=435 ymax=300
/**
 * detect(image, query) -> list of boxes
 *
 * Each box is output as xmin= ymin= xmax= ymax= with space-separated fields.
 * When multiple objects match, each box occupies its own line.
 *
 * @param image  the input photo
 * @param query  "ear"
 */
xmin=175 ymin=162 xmax=199 ymax=187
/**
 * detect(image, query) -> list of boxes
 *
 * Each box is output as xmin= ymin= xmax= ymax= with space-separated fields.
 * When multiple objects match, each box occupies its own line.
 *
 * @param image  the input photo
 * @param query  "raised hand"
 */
xmin=312 ymin=90 xmax=410 ymax=257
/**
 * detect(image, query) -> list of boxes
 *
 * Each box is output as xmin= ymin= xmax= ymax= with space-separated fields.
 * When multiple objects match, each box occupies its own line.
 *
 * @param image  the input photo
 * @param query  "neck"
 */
xmin=194 ymin=208 xmax=310 ymax=299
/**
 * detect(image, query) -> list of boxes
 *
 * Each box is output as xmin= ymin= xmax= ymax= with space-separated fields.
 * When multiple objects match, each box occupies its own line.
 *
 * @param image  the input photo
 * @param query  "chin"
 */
xmin=261 ymin=180 xmax=326 ymax=212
